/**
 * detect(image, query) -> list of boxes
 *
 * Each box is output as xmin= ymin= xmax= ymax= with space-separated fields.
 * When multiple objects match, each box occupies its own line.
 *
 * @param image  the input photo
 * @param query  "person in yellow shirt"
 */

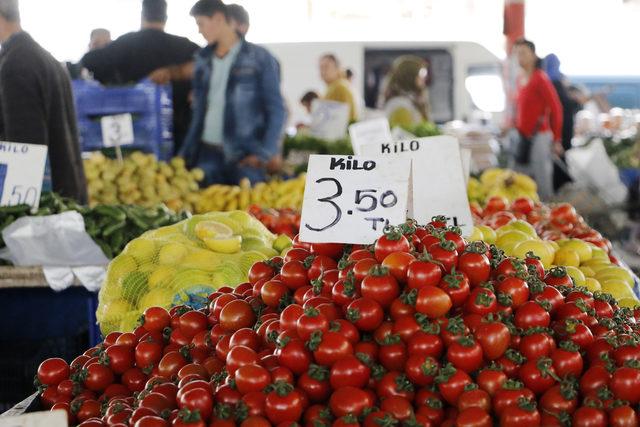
xmin=319 ymin=53 xmax=357 ymax=122
xmin=383 ymin=55 xmax=430 ymax=129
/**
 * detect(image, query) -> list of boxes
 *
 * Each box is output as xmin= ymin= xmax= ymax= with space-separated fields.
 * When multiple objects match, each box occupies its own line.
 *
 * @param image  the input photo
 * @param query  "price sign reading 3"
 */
xmin=300 ymin=155 xmax=411 ymax=244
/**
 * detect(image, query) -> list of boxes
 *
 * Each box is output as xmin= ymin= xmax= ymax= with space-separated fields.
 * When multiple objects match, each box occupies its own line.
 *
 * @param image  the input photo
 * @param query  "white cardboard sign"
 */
xmin=349 ymin=118 xmax=392 ymax=155
xmin=460 ymin=147 xmax=472 ymax=184
xmin=300 ymin=154 xmax=411 ymax=244
xmin=101 ymin=113 xmax=135 ymax=148
xmin=0 ymin=142 xmax=48 ymax=209
xmin=360 ymin=135 xmax=474 ymax=236
xmin=309 ymin=100 xmax=350 ymax=141
xmin=0 ymin=410 xmax=67 ymax=427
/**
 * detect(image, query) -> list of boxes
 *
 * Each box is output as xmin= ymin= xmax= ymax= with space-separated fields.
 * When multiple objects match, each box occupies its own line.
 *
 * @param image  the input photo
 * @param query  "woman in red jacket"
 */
xmin=512 ymin=38 xmax=563 ymax=200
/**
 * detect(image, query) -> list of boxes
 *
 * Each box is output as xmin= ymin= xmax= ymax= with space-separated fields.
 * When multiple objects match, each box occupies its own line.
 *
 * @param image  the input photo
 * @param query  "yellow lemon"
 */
xmin=546 ymin=240 xmax=560 ymax=252
xmin=590 ymin=245 xmax=609 ymax=261
xmin=204 ymin=235 xmax=242 ymax=254
xmin=496 ymin=230 xmax=530 ymax=249
xmin=579 ymin=266 xmax=596 ymax=278
xmin=468 ymin=227 xmax=484 ymax=242
xmin=584 ymin=277 xmax=601 ymax=292
xmin=596 ymin=267 xmax=634 ymax=288
xmin=158 ymin=242 xmax=189 ymax=265
xmin=124 ymin=238 xmax=157 ymax=264
xmin=148 ymin=265 xmax=176 ymax=288
xmin=182 ymin=248 xmax=221 ymax=271
xmin=553 ymin=248 xmax=581 ymax=268
xmin=565 ymin=266 xmax=586 ymax=287
xmin=478 ymin=225 xmax=497 ymax=244
xmin=194 ymin=220 xmax=233 ymax=241
xmin=601 ymin=279 xmax=636 ymax=300
xmin=562 ymin=239 xmax=593 ymax=263
xmin=618 ymin=297 xmax=639 ymax=309
xmin=138 ymin=288 xmax=175 ymax=310
xmin=497 ymin=220 xmax=537 ymax=238
xmin=106 ymin=254 xmax=138 ymax=282
xmin=512 ymin=240 xmax=554 ymax=269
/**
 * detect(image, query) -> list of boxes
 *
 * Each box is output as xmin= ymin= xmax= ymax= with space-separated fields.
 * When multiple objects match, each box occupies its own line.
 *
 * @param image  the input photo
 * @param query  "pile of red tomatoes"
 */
xmin=36 ymin=218 xmax=640 ymax=426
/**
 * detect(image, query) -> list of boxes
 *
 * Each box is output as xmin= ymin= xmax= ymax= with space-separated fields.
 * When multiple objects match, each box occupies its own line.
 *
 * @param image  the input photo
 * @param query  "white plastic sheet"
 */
xmin=2 ymin=211 xmax=108 ymax=291
xmin=565 ymin=139 xmax=628 ymax=205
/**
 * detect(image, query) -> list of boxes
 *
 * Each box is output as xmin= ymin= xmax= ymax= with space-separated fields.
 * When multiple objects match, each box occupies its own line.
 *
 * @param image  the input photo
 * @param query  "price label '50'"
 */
xmin=300 ymin=155 xmax=411 ymax=244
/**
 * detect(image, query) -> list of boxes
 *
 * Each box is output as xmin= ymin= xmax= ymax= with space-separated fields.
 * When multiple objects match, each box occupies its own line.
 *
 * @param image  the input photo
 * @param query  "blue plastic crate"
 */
xmin=0 ymin=287 xmax=99 ymax=410
xmin=72 ymin=79 xmax=174 ymax=160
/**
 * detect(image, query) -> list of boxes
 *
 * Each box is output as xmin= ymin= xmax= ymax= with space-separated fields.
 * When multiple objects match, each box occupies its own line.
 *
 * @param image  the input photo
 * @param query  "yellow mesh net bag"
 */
xmin=96 ymin=210 xmax=292 ymax=334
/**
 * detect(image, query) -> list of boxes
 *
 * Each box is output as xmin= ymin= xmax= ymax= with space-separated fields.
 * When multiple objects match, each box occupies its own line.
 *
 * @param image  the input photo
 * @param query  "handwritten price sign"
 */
xmin=300 ymin=155 xmax=411 ymax=244
xmin=0 ymin=142 xmax=48 ymax=209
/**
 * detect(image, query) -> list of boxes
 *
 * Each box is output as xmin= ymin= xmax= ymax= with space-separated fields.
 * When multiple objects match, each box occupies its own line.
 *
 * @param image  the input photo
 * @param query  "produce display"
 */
xmin=467 ymin=168 xmax=540 ymax=204
xmin=36 ymin=219 xmax=640 ymax=427
xmin=470 ymin=196 xmax=638 ymax=306
xmin=97 ymin=210 xmax=292 ymax=335
xmin=0 ymin=192 xmax=188 ymax=260
xmin=248 ymin=205 xmax=301 ymax=238
xmin=84 ymin=152 xmax=204 ymax=213
xmin=196 ymin=175 xmax=306 ymax=213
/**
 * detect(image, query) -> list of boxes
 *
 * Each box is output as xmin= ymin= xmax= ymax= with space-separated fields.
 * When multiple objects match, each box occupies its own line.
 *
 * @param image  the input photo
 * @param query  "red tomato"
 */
xmin=345 ymin=297 xmax=384 ymax=331
xmin=374 ymin=228 xmax=411 ymax=262
xmin=235 ymin=364 xmax=271 ymax=395
xmin=381 ymin=251 xmax=415 ymax=283
xmin=474 ymin=320 xmax=510 ymax=361
xmin=264 ymin=382 xmax=304 ymax=424
xmin=37 ymin=358 xmax=70 ymax=386
xmin=360 ymin=265 xmax=400 ymax=308
xmin=83 ymin=363 xmax=114 ymax=391
xmin=458 ymin=243 xmax=491 ymax=287
xmin=329 ymin=386 xmax=374 ymax=418
xmin=141 ymin=307 xmax=171 ymax=332
xmin=428 ymin=241 xmax=459 ymax=273
xmin=219 ymin=299 xmax=256 ymax=332
xmin=329 ymin=354 xmax=370 ymax=389
xmin=415 ymin=285 xmax=452 ymax=318
xmin=446 ymin=336 xmax=484 ymax=373
xmin=406 ymin=258 xmax=442 ymax=290
xmin=104 ymin=344 xmax=134 ymax=375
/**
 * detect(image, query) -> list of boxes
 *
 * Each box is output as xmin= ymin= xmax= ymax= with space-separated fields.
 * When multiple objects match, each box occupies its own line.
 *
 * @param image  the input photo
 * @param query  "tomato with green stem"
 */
xmin=264 ymin=381 xmax=304 ymax=424
xmin=374 ymin=226 xmax=411 ymax=262
xmin=458 ymin=242 xmax=491 ymax=287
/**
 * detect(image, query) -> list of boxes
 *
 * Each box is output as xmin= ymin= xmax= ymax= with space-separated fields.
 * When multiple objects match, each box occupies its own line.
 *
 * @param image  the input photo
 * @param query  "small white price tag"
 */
xmin=360 ymin=135 xmax=474 ymax=236
xmin=309 ymin=100 xmax=350 ymax=141
xmin=0 ymin=410 xmax=66 ymax=427
xmin=0 ymin=142 xmax=47 ymax=209
xmin=101 ymin=113 xmax=134 ymax=148
xmin=349 ymin=118 xmax=392 ymax=155
xmin=300 ymin=154 xmax=411 ymax=244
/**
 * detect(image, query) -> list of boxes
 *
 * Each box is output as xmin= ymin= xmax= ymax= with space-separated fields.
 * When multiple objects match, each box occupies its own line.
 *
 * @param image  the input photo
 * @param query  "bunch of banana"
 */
xmin=468 ymin=168 xmax=539 ymax=204
xmin=196 ymin=174 xmax=306 ymax=213
xmin=84 ymin=152 xmax=204 ymax=212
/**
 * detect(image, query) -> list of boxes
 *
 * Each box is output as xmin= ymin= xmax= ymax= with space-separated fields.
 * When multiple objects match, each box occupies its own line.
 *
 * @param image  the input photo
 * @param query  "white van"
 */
xmin=264 ymin=41 xmax=504 ymax=127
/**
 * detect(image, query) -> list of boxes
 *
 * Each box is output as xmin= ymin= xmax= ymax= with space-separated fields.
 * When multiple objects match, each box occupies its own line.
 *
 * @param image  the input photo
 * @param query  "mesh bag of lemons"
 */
xmin=97 ymin=210 xmax=292 ymax=334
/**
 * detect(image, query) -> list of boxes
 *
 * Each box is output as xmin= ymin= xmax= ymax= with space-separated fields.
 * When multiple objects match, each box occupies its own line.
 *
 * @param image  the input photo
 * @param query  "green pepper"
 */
xmin=103 ymin=220 xmax=126 ymax=238
xmin=0 ymin=204 xmax=30 ymax=215
xmin=109 ymin=229 xmax=124 ymax=251
xmin=93 ymin=205 xmax=126 ymax=222
xmin=95 ymin=239 xmax=113 ymax=259
xmin=35 ymin=207 xmax=51 ymax=216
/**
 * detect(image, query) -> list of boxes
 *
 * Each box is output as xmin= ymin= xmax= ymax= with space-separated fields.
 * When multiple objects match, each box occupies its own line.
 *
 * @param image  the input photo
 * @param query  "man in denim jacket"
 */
xmin=181 ymin=0 xmax=286 ymax=185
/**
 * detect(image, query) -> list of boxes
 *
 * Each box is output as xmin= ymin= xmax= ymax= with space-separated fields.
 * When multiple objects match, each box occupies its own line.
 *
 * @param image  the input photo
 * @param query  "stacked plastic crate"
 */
xmin=72 ymin=79 xmax=174 ymax=160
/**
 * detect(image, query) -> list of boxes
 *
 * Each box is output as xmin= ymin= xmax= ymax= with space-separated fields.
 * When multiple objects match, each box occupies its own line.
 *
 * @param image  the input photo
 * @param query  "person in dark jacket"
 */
xmin=181 ymin=0 xmax=286 ymax=185
xmin=81 ymin=0 xmax=200 ymax=153
xmin=544 ymin=53 xmax=578 ymax=191
xmin=0 ymin=0 xmax=87 ymax=203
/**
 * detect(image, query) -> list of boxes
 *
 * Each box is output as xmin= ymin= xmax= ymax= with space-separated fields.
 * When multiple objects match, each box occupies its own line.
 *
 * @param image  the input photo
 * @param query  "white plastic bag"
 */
xmin=2 ymin=211 xmax=108 ymax=291
xmin=565 ymin=139 xmax=628 ymax=205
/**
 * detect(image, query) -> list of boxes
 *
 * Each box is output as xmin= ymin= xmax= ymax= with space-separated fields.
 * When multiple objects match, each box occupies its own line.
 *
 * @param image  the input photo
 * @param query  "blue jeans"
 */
xmin=195 ymin=144 xmax=266 ymax=186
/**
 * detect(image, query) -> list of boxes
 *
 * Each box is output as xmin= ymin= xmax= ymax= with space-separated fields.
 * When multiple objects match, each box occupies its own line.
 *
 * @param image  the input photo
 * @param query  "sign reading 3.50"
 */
xmin=300 ymin=155 xmax=411 ymax=244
